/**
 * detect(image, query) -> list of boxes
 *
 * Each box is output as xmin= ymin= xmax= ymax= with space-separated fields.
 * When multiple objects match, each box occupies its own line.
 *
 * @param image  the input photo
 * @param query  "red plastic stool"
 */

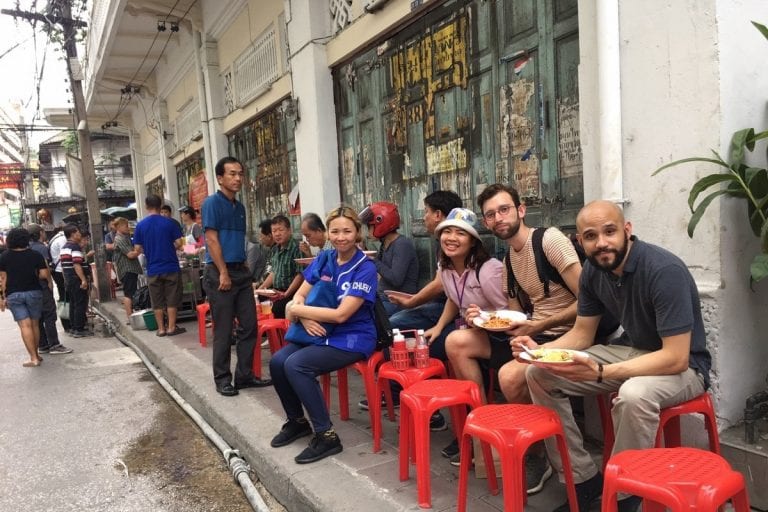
xmin=457 ymin=404 xmax=578 ymax=512
xmin=252 ymin=318 xmax=290 ymax=379
xmin=399 ymin=379 xmax=485 ymax=509
xmin=320 ymin=351 xmax=385 ymax=438
xmin=196 ymin=302 xmax=212 ymax=347
xmin=598 ymin=392 xmax=720 ymax=469
xmin=602 ymin=447 xmax=750 ymax=511
xmin=372 ymin=358 xmax=447 ymax=453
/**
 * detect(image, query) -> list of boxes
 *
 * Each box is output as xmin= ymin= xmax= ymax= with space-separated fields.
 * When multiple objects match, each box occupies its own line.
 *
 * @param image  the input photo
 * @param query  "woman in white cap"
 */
xmin=423 ymin=207 xmax=508 ymax=351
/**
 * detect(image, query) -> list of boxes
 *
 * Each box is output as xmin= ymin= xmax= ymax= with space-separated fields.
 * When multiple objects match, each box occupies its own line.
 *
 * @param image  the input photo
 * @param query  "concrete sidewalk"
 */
xmin=98 ymin=301 xmax=581 ymax=512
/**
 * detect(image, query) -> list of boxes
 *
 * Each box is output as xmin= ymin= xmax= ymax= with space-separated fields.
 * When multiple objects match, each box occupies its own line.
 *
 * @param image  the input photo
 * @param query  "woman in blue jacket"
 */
xmin=269 ymin=206 xmax=378 ymax=464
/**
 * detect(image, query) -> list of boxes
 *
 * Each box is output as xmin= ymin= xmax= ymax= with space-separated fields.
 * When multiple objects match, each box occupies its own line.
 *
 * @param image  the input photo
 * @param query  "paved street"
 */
xmin=0 ymin=310 xmax=280 ymax=512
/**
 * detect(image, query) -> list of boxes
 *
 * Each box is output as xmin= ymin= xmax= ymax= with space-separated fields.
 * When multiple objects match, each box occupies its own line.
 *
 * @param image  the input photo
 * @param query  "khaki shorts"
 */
xmin=147 ymin=272 xmax=182 ymax=309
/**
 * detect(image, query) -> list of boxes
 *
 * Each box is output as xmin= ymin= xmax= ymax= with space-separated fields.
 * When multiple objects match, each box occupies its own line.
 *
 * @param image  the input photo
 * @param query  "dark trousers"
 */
xmin=53 ymin=271 xmax=66 ymax=302
xmin=204 ymin=265 xmax=257 ymax=386
xmin=38 ymin=285 xmax=61 ymax=349
xmin=272 ymin=293 xmax=294 ymax=319
xmin=270 ymin=342 xmax=363 ymax=432
xmin=66 ymin=278 xmax=88 ymax=332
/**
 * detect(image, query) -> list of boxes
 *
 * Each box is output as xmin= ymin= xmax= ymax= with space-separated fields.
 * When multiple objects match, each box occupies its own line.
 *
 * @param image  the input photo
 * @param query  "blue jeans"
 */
xmin=380 ymin=293 xmax=403 ymax=317
xmin=270 ymin=342 xmax=363 ymax=432
xmin=6 ymin=290 xmax=43 ymax=322
xmin=389 ymin=299 xmax=454 ymax=361
xmin=387 ymin=300 xmax=456 ymax=402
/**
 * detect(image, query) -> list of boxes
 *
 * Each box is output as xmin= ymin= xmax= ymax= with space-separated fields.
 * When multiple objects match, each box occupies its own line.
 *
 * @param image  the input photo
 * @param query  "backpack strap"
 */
xmin=532 ymin=227 xmax=577 ymax=298
xmin=503 ymin=248 xmax=533 ymax=314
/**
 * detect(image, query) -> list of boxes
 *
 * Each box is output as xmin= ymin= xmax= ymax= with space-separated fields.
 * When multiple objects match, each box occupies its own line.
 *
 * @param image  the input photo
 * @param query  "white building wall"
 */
xmin=580 ymin=0 xmax=768 ymax=426
xmin=713 ymin=0 xmax=768 ymax=424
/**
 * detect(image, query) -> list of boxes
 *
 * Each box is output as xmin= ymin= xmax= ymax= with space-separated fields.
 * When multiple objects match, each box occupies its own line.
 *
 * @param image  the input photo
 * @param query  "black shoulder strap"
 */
xmin=503 ymin=248 xmax=516 ymax=300
xmin=531 ymin=228 xmax=550 ymax=297
xmin=531 ymin=227 xmax=570 ymax=298
xmin=503 ymin=248 xmax=533 ymax=314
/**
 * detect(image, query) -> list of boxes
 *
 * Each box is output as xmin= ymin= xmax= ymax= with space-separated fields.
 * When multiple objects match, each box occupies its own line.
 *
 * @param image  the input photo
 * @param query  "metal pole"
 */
xmin=1 ymin=3 xmax=110 ymax=302
xmin=59 ymin=1 xmax=110 ymax=303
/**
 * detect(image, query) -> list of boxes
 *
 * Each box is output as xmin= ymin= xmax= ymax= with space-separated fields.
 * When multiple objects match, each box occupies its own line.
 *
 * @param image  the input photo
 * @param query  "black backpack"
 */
xmin=373 ymin=296 xmax=394 ymax=350
xmin=503 ymin=228 xmax=620 ymax=339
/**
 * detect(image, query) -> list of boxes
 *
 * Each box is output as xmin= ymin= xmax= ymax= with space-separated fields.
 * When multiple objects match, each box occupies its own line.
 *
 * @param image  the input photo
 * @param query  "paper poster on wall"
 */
xmin=188 ymin=172 xmax=208 ymax=213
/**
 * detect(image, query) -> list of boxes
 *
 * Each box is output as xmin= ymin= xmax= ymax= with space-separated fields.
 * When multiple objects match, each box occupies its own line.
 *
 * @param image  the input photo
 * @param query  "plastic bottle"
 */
xmin=414 ymin=329 xmax=429 ymax=368
xmin=391 ymin=330 xmax=408 ymax=370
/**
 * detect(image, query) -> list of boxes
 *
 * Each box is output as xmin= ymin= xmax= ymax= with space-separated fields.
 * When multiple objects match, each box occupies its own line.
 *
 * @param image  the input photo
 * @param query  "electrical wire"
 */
xmin=136 ymin=0 xmax=198 ymax=92
xmin=103 ymin=0 xmax=191 ymax=125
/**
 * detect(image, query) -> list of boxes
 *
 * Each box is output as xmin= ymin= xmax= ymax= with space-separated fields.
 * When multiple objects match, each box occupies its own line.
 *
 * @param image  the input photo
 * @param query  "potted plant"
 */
xmin=654 ymin=21 xmax=768 ymax=286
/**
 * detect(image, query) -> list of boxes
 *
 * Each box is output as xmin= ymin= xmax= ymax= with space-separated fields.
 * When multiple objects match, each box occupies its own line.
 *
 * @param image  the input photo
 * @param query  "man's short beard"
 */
xmin=494 ymin=219 xmax=521 ymax=240
xmin=587 ymin=233 xmax=629 ymax=273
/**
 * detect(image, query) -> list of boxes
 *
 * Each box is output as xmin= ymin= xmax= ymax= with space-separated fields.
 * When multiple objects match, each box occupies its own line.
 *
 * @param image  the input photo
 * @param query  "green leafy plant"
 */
xmin=653 ymin=22 xmax=768 ymax=285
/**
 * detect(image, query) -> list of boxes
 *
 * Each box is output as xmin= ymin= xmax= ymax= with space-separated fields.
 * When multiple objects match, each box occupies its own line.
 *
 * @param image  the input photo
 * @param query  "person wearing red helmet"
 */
xmin=359 ymin=202 xmax=419 ymax=316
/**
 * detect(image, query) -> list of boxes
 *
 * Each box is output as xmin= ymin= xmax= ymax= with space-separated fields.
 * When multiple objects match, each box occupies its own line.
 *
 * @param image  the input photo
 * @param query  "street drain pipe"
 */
xmin=94 ymin=309 xmax=271 ymax=512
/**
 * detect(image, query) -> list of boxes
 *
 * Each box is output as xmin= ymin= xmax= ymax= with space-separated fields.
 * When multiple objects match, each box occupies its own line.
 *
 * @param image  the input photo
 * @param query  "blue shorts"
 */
xmin=6 ymin=290 xmax=44 ymax=322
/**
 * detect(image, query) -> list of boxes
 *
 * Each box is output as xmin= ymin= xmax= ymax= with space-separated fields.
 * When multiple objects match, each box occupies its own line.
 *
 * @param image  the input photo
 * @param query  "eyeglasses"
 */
xmin=482 ymin=204 xmax=516 ymax=221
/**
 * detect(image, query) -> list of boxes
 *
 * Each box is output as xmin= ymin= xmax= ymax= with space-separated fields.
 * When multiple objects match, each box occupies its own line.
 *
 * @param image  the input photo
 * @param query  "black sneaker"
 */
xmin=38 ymin=347 xmax=51 ymax=354
xmin=294 ymin=429 xmax=343 ymax=464
xmin=554 ymin=472 xmax=603 ymax=512
xmin=48 ymin=345 xmax=73 ymax=354
xmin=525 ymin=454 xmax=553 ymax=495
xmin=441 ymin=438 xmax=459 ymax=458
xmin=270 ymin=418 xmax=312 ymax=448
xmin=449 ymin=451 xmax=473 ymax=467
xmin=71 ymin=330 xmax=94 ymax=338
xmin=617 ymin=496 xmax=642 ymax=512
xmin=430 ymin=411 xmax=448 ymax=431
xmin=358 ymin=396 xmax=399 ymax=411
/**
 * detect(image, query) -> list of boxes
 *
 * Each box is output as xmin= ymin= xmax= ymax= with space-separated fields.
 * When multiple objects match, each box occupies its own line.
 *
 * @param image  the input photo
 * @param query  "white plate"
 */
xmin=519 ymin=348 xmax=589 ymax=368
xmin=254 ymin=289 xmax=278 ymax=297
xmin=294 ymin=257 xmax=315 ymax=265
xmin=472 ymin=310 xmax=527 ymax=332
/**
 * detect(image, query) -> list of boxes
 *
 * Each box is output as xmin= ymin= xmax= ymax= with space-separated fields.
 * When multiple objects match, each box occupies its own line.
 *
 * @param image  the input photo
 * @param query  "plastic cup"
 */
xmin=261 ymin=300 xmax=273 ymax=316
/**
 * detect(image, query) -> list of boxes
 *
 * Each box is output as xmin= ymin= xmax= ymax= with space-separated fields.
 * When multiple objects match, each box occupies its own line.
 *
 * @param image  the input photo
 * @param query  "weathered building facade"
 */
xmin=78 ymin=0 xmax=768 ymax=436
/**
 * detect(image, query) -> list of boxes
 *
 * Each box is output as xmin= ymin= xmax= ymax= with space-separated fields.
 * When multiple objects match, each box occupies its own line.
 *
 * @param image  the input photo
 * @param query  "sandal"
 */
xmin=156 ymin=331 xmax=167 ymax=337
xmin=166 ymin=326 xmax=187 ymax=336
xmin=23 ymin=360 xmax=41 ymax=367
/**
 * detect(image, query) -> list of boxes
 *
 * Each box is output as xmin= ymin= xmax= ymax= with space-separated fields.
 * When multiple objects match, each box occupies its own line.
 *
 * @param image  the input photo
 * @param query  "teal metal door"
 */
xmin=333 ymin=0 xmax=581 ymax=275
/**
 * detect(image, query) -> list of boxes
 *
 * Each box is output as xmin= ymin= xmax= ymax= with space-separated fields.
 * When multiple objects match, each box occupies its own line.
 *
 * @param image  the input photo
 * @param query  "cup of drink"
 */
xmin=261 ymin=300 xmax=273 ymax=316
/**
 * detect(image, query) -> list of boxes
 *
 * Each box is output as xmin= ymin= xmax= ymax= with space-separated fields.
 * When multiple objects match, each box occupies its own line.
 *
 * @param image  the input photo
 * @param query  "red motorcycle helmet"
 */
xmin=359 ymin=201 xmax=401 ymax=238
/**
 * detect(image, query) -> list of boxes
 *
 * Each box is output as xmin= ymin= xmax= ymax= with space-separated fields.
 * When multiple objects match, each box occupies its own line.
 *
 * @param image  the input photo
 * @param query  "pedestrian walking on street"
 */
xmin=202 ymin=156 xmax=272 ymax=397
xmin=0 ymin=228 xmax=50 ymax=367
xmin=26 ymin=224 xmax=72 ymax=355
